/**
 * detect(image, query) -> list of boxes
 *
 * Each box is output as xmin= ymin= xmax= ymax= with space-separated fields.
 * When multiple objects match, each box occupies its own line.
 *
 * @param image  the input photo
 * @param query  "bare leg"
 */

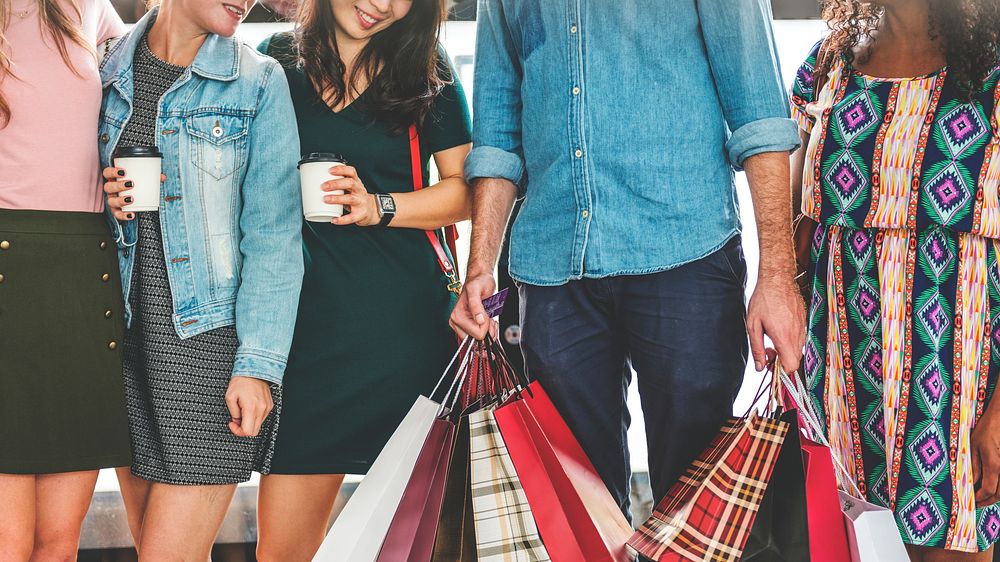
xmin=136 ymin=482 xmax=236 ymax=561
xmin=30 ymin=470 xmax=99 ymax=562
xmin=0 ymin=474 xmax=35 ymax=561
xmin=115 ymin=467 xmax=152 ymax=550
xmin=256 ymin=474 xmax=345 ymax=562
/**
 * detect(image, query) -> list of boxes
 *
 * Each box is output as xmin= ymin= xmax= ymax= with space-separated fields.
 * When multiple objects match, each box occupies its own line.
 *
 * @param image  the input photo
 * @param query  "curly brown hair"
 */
xmin=815 ymin=0 xmax=1000 ymax=97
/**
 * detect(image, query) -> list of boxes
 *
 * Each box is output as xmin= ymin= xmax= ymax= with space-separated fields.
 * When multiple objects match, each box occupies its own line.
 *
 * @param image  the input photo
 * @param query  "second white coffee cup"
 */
xmin=299 ymin=153 xmax=347 ymax=223
xmin=114 ymin=146 xmax=163 ymax=212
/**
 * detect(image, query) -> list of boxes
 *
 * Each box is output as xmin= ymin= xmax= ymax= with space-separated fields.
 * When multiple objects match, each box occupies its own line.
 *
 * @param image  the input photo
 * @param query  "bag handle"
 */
xmin=778 ymin=366 xmax=865 ymax=499
xmin=408 ymin=125 xmax=462 ymax=295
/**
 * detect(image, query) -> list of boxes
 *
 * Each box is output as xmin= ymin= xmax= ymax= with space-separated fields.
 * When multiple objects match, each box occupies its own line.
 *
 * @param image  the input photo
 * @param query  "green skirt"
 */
xmin=0 ymin=208 xmax=131 ymax=473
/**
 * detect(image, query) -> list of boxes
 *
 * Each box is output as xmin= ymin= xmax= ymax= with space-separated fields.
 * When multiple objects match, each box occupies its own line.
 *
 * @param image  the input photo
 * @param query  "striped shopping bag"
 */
xmin=628 ymin=414 xmax=789 ymax=562
xmin=469 ymin=409 xmax=550 ymax=562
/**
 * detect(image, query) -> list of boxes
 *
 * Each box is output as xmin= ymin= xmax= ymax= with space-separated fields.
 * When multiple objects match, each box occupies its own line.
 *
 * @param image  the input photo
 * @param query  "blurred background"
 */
xmin=81 ymin=0 xmax=827 ymax=559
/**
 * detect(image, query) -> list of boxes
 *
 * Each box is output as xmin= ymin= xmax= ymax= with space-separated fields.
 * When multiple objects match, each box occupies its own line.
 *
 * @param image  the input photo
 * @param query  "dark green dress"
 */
xmin=261 ymin=33 xmax=471 ymax=474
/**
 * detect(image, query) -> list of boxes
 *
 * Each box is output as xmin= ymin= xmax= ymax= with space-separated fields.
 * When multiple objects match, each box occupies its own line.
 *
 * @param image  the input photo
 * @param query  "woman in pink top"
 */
xmin=0 ymin=0 xmax=132 ymax=557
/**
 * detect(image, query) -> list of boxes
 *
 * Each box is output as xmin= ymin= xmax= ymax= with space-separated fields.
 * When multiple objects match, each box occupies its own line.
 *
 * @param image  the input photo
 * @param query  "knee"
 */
xmin=28 ymin=535 xmax=80 ymax=562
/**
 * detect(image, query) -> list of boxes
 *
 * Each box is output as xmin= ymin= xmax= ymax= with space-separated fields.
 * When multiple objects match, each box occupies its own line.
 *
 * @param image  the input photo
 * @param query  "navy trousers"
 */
xmin=518 ymin=236 xmax=749 ymax=520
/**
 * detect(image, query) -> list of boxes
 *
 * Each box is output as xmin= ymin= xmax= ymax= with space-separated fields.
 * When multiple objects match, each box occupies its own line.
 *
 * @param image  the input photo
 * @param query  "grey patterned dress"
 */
xmin=119 ymin=33 xmax=280 ymax=485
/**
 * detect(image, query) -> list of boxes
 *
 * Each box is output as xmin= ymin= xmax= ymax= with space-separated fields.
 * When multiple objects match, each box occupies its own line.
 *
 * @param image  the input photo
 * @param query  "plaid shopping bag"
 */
xmin=469 ymin=409 xmax=551 ymax=562
xmin=628 ymin=414 xmax=788 ymax=562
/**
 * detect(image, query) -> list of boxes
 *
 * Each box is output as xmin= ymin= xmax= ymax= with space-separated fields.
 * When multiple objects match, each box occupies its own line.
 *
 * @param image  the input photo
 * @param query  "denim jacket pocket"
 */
xmin=186 ymin=111 xmax=250 ymax=181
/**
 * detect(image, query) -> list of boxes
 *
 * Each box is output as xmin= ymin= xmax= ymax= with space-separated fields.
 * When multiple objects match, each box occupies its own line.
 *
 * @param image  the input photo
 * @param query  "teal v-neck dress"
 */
xmin=260 ymin=33 xmax=471 ymax=474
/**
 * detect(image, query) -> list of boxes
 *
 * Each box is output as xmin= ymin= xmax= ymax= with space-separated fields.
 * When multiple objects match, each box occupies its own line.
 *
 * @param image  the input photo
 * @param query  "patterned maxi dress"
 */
xmin=793 ymin=42 xmax=1000 ymax=552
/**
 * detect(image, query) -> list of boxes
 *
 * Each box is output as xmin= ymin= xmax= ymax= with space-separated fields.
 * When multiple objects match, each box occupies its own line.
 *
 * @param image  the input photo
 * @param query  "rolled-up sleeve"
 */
xmin=696 ymin=0 xmax=801 ymax=169
xmin=464 ymin=0 xmax=526 ymax=190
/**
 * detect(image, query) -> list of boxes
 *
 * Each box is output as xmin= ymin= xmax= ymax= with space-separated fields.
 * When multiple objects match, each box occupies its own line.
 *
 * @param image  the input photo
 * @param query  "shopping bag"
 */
xmin=377 ymin=417 xmax=456 ymax=562
xmin=840 ymin=491 xmax=909 ymax=562
xmin=742 ymin=411 xmax=811 ymax=561
xmin=494 ymin=381 xmax=633 ymax=562
xmin=469 ymin=408 xmax=551 ymax=562
xmin=314 ymin=396 xmax=441 ymax=562
xmin=628 ymin=415 xmax=788 ymax=561
xmin=432 ymin=417 xmax=477 ymax=562
xmin=778 ymin=370 xmax=908 ymax=562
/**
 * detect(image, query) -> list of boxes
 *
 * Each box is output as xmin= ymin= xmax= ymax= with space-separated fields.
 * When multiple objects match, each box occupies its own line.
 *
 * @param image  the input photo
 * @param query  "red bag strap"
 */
xmin=409 ymin=124 xmax=462 ymax=294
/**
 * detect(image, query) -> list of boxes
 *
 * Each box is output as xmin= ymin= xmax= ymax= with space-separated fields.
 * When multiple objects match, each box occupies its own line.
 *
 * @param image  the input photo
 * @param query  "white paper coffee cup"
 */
xmin=113 ymin=146 xmax=162 ymax=212
xmin=299 ymin=152 xmax=347 ymax=223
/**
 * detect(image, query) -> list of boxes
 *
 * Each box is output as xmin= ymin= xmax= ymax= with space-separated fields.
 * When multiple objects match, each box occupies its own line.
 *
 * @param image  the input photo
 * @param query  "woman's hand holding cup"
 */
xmin=324 ymin=165 xmax=380 ymax=227
xmin=103 ymin=166 xmax=136 ymax=221
xmin=103 ymin=167 xmax=167 ymax=221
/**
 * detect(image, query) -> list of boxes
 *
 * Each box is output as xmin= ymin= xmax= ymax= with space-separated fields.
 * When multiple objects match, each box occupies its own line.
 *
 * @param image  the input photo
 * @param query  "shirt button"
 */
xmin=105 ymin=309 xmax=113 ymax=318
xmin=572 ymin=86 xmax=581 ymax=96
xmin=570 ymin=25 xmax=578 ymax=33
xmin=0 ymin=273 xmax=5 ymax=283
xmin=99 ymin=241 xmax=108 ymax=250
xmin=0 ymin=240 xmax=9 ymax=250
xmin=575 ymin=149 xmax=583 ymax=158
xmin=108 ymin=341 xmax=118 ymax=350
xmin=101 ymin=273 xmax=110 ymax=282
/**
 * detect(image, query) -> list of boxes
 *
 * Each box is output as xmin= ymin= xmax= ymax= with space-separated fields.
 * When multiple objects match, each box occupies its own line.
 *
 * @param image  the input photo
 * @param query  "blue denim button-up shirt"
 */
xmin=466 ymin=0 xmax=801 ymax=285
xmin=99 ymin=9 xmax=304 ymax=384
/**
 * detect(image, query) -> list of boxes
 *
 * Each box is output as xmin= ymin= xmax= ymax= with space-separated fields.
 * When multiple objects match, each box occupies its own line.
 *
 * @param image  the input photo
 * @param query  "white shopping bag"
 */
xmin=840 ymin=491 xmax=909 ymax=562
xmin=312 ymin=396 xmax=440 ymax=562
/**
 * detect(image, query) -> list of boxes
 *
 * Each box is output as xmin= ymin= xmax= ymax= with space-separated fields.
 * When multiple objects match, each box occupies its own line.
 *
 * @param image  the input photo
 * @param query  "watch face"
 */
xmin=380 ymin=194 xmax=396 ymax=213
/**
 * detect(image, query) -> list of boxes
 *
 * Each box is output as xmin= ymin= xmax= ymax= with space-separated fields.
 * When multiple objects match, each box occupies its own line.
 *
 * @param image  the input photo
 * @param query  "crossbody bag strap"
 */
xmin=409 ymin=124 xmax=462 ymax=295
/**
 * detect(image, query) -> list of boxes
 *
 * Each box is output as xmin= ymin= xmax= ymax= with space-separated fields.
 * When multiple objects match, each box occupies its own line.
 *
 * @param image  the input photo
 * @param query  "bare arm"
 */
xmin=390 ymin=143 xmax=472 ymax=229
xmin=744 ymin=150 xmax=806 ymax=372
xmin=449 ymin=178 xmax=518 ymax=339
xmin=320 ymin=142 xmax=472 ymax=229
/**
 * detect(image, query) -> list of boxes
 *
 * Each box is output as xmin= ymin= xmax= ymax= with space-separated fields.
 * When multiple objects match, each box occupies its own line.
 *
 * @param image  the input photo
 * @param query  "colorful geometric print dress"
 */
xmin=793 ymin=41 xmax=1000 ymax=552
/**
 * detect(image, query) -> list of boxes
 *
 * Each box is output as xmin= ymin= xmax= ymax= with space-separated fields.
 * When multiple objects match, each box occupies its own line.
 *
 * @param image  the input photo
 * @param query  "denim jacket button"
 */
xmin=100 ymin=133 xmax=110 ymax=144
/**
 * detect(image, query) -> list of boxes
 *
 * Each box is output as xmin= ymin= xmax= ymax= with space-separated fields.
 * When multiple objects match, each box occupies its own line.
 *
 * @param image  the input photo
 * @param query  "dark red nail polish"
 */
xmin=124 ymin=181 xmax=133 ymax=188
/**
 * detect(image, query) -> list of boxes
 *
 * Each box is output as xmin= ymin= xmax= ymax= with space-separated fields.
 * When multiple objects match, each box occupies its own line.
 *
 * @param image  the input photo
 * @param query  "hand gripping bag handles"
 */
xmin=779 ymin=369 xmax=909 ymax=562
xmin=314 ymin=338 xmax=476 ymax=562
xmin=492 ymin=379 xmax=634 ymax=562
xmin=628 ymin=368 xmax=790 ymax=561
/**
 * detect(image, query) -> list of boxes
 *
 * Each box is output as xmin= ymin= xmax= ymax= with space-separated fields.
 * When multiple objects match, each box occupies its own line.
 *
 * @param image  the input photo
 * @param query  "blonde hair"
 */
xmin=0 ymin=0 xmax=93 ymax=127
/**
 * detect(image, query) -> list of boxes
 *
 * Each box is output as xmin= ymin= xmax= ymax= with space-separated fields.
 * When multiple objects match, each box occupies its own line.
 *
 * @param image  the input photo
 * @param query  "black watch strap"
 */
xmin=375 ymin=193 xmax=396 ymax=228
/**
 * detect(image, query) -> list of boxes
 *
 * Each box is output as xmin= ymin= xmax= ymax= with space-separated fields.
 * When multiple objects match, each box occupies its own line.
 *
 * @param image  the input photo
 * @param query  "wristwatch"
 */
xmin=374 ymin=192 xmax=396 ymax=228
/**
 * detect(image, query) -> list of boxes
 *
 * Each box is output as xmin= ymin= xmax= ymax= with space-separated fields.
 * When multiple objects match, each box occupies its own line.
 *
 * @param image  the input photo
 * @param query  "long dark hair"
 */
xmin=294 ymin=0 xmax=448 ymax=130
xmin=815 ymin=0 xmax=1000 ymax=98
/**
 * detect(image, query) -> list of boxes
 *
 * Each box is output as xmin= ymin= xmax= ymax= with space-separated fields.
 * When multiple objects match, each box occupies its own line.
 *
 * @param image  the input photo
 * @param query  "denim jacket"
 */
xmin=466 ymin=0 xmax=801 ymax=285
xmin=98 ymin=9 xmax=304 ymax=385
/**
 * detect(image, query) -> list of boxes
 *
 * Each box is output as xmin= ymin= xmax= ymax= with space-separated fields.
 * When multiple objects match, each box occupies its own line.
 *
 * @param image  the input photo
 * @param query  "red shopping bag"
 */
xmin=377 ymin=417 xmax=456 ymax=562
xmin=493 ymin=381 xmax=633 ymax=562
xmin=800 ymin=433 xmax=852 ymax=562
xmin=779 ymin=385 xmax=852 ymax=562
